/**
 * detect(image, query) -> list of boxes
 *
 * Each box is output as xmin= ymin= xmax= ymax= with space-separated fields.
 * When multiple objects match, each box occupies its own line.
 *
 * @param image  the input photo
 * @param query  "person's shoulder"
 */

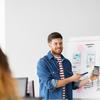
xmin=37 ymin=55 xmax=49 ymax=69
xmin=38 ymin=55 xmax=48 ymax=63
xmin=62 ymin=56 xmax=71 ymax=64
xmin=62 ymin=55 xmax=71 ymax=62
xmin=65 ymin=58 xmax=71 ymax=62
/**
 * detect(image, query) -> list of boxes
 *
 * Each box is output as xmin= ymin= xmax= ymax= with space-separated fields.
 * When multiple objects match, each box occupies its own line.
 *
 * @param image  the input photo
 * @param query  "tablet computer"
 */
xmin=92 ymin=66 xmax=99 ymax=76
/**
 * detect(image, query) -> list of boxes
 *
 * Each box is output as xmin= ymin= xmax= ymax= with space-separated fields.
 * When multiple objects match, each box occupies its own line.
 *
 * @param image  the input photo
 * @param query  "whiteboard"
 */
xmin=66 ymin=36 xmax=100 ymax=99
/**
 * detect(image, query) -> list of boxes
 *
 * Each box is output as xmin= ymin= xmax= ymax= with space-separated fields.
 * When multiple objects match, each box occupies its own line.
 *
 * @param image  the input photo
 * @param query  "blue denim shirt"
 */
xmin=37 ymin=51 xmax=79 ymax=100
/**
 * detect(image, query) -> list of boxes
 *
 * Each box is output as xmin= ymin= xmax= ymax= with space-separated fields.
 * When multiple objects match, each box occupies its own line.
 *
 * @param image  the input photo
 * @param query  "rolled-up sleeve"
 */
xmin=51 ymin=79 xmax=58 ymax=88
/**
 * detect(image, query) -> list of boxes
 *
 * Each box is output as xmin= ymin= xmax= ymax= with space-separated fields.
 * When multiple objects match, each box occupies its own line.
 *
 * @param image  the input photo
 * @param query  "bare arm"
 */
xmin=56 ymin=73 xmax=81 ymax=88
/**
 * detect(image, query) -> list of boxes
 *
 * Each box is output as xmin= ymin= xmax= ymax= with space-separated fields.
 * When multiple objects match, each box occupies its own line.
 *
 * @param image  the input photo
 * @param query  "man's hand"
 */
xmin=90 ymin=74 xmax=99 ymax=81
xmin=71 ymin=73 xmax=81 ymax=82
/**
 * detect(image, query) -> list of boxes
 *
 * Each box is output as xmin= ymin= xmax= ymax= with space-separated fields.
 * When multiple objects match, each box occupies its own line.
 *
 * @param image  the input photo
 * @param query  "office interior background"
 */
xmin=0 ymin=0 xmax=100 ymax=99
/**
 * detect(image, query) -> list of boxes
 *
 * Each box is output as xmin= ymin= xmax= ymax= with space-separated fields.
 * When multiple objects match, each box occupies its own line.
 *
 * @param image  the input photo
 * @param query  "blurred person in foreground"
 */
xmin=0 ymin=47 xmax=21 ymax=100
xmin=37 ymin=32 xmax=98 ymax=100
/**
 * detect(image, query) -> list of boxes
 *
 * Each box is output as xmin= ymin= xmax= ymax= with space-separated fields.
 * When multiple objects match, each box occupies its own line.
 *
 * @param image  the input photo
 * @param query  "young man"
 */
xmin=37 ymin=32 xmax=98 ymax=100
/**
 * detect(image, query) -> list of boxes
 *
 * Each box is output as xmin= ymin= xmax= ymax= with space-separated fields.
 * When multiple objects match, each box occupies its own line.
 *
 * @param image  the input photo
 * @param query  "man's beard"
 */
xmin=51 ymin=49 xmax=62 ymax=56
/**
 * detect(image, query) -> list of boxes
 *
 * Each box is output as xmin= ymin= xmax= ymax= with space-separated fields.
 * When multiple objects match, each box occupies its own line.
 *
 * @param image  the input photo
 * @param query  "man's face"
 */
xmin=49 ymin=38 xmax=63 ymax=56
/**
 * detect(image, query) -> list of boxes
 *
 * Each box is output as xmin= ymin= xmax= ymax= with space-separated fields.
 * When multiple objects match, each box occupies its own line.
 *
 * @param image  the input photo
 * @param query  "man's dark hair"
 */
xmin=48 ymin=32 xmax=63 ymax=43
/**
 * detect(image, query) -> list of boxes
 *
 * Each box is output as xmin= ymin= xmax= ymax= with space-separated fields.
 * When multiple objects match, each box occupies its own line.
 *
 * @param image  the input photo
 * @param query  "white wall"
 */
xmin=5 ymin=0 xmax=100 ymax=96
xmin=0 ymin=0 xmax=5 ymax=50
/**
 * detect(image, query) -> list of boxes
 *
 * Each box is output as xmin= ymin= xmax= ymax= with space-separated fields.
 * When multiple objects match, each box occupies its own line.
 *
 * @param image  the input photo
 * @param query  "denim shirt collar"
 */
xmin=47 ymin=51 xmax=66 ymax=61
